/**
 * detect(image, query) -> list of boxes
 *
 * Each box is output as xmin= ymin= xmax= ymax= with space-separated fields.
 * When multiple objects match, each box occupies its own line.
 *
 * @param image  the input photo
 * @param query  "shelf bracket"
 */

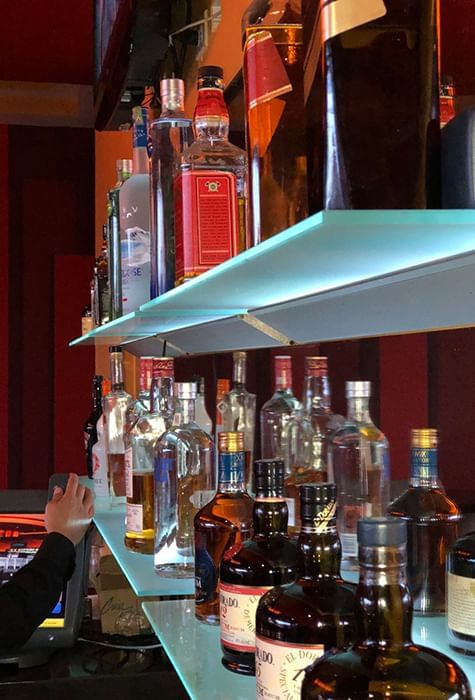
xmin=238 ymin=314 xmax=293 ymax=345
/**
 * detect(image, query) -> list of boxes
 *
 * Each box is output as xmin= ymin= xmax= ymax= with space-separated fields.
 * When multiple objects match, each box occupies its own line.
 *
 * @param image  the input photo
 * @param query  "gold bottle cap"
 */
xmin=219 ymin=431 xmax=244 ymax=453
xmin=411 ymin=428 xmax=438 ymax=449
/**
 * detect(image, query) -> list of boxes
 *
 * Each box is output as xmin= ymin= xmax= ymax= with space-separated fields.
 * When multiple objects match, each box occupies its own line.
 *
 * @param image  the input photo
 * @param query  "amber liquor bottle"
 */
xmin=219 ymin=459 xmax=302 ymax=675
xmin=447 ymin=532 xmax=475 ymax=655
xmin=194 ymin=431 xmax=254 ymax=625
xmin=301 ymin=517 xmax=471 ymax=699
xmin=255 ymin=483 xmax=356 ymax=700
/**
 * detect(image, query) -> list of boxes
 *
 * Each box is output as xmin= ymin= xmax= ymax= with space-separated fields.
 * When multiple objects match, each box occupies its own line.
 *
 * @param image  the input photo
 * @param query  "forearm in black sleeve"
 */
xmin=0 ymin=532 xmax=76 ymax=649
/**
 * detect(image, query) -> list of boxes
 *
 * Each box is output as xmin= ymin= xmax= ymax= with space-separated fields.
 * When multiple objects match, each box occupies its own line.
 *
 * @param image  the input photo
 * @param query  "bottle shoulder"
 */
xmin=330 ymin=420 xmax=388 ymax=446
xmin=195 ymin=492 xmax=254 ymax=527
xmin=220 ymin=534 xmax=302 ymax=582
xmin=261 ymin=392 xmax=301 ymax=414
xmin=388 ymin=487 xmax=461 ymax=520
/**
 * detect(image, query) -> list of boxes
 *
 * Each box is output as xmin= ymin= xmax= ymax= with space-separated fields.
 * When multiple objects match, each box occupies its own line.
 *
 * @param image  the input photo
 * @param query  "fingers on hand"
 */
xmin=65 ymin=473 xmax=79 ymax=497
xmin=52 ymin=486 xmax=64 ymax=501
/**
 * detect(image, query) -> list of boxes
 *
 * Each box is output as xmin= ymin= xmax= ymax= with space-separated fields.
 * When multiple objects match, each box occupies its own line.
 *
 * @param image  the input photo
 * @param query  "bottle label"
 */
xmin=274 ymin=356 xmax=293 ymax=390
xmin=286 ymin=497 xmax=296 ymax=528
xmin=174 ymin=171 xmax=240 ymax=283
xmin=313 ymin=500 xmax=337 ymax=533
xmin=153 ymin=358 xmax=174 ymax=378
xmin=341 ymin=532 xmax=359 ymax=557
xmin=410 ymin=447 xmax=438 ymax=479
xmin=121 ymin=227 xmax=151 ymax=313
xmin=139 ymin=358 xmax=154 ymax=392
xmin=219 ymin=452 xmax=245 ymax=486
xmin=126 ymin=503 xmax=143 ymax=534
xmin=195 ymin=545 xmax=218 ymax=604
xmin=125 ymin=447 xmax=133 ymax=498
xmin=92 ymin=432 xmax=109 ymax=499
xmin=255 ymin=635 xmax=324 ymax=700
xmin=219 ymin=583 xmax=272 ymax=652
xmin=448 ymin=572 xmax=475 ymax=637
xmin=132 ymin=107 xmax=148 ymax=149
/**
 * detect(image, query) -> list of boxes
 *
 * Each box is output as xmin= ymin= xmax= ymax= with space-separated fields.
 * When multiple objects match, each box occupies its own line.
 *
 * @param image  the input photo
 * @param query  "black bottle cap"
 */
xmin=254 ymin=459 xmax=284 ymax=497
xmin=300 ymin=483 xmax=337 ymax=520
xmin=198 ymin=65 xmax=223 ymax=79
xmin=109 ymin=345 xmax=122 ymax=353
xmin=358 ymin=517 xmax=407 ymax=547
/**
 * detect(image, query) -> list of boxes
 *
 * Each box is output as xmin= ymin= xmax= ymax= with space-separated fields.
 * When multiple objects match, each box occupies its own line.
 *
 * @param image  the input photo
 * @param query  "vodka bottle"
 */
xmin=260 ymin=355 xmax=301 ymax=460
xmin=107 ymin=159 xmax=132 ymax=320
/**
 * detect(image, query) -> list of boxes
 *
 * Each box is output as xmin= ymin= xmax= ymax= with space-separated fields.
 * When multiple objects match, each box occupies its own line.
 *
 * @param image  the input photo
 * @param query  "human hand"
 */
xmin=45 ymin=473 xmax=94 ymax=545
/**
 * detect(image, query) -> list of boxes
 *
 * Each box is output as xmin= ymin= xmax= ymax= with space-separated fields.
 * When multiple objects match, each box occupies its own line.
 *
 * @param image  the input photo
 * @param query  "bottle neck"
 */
xmin=298 ymin=504 xmax=341 ymax=579
xmin=177 ymin=397 xmax=196 ymax=424
xmin=355 ymin=544 xmax=412 ymax=650
xmin=132 ymin=108 xmax=149 ymax=174
xmin=233 ymin=356 xmax=247 ymax=386
xmin=347 ymin=396 xmax=371 ymax=423
xmin=150 ymin=376 xmax=174 ymax=415
xmin=133 ymin=147 xmax=148 ymax=174
xmin=218 ymin=451 xmax=246 ymax=493
xmin=110 ymin=353 xmax=125 ymax=391
xmin=409 ymin=446 xmax=441 ymax=488
xmin=194 ymin=88 xmax=229 ymax=142
xmin=304 ymin=374 xmax=331 ymax=412
xmin=275 ymin=365 xmax=292 ymax=391
xmin=253 ymin=497 xmax=288 ymax=536
xmin=160 ymin=95 xmax=185 ymax=118
xmin=92 ymin=381 xmax=102 ymax=411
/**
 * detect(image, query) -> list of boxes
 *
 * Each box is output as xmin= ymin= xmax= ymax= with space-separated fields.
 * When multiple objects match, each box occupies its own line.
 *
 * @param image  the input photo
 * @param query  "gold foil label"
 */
xmin=313 ymin=500 xmax=337 ymax=533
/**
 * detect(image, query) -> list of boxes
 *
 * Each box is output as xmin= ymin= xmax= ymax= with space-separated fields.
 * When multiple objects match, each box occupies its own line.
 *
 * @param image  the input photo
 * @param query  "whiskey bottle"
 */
xmin=219 ymin=459 xmax=302 ymax=675
xmin=388 ymin=428 xmax=461 ymax=614
xmin=125 ymin=356 xmax=155 ymax=432
xmin=124 ymin=358 xmax=174 ymax=554
xmin=329 ymin=381 xmax=390 ymax=569
xmin=107 ymin=158 xmax=132 ymax=320
xmin=154 ymin=382 xmax=215 ymax=578
xmin=301 ymin=517 xmax=471 ymax=699
xmin=447 ymin=532 xmax=475 ymax=655
xmin=194 ymin=431 xmax=253 ymax=625
xmin=260 ymin=355 xmax=301 ymax=460
xmin=84 ymin=375 xmax=103 ymax=479
xmin=255 ymin=482 xmax=356 ymax=700
xmin=175 ymin=65 xmax=249 ymax=284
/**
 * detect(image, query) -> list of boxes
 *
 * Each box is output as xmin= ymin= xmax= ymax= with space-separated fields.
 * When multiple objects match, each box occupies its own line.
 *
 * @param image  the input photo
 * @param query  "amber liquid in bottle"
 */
xmin=124 ymin=471 xmax=155 ymax=553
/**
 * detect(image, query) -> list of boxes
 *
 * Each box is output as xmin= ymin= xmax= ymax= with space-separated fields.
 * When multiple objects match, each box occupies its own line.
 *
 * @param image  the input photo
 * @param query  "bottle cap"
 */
xmin=346 ymin=381 xmax=371 ymax=398
xmin=233 ymin=350 xmax=246 ymax=362
xmin=411 ymin=428 xmax=438 ymax=449
xmin=116 ymin=158 xmax=132 ymax=175
xmin=357 ymin=517 xmax=407 ymax=547
xmin=305 ymin=356 xmax=328 ymax=377
xmin=109 ymin=345 xmax=122 ymax=353
xmin=160 ymin=78 xmax=185 ymax=99
xmin=219 ymin=431 xmax=244 ymax=453
xmin=299 ymin=482 xmax=336 ymax=504
xmin=299 ymin=482 xmax=337 ymax=525
xmin=198 ymin=65 xmax=224 ymax=79
xmin=174 ymin=382 xmax=197 ymax=399
xmin=254 ymin=460 xmax=285 ymax=497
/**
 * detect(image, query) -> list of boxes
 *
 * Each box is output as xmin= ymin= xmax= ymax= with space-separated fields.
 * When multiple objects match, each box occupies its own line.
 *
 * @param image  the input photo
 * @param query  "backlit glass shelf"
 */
xmin=94 ymin=507 xmax=194 ymax=598
xmin=142 ymin=598 xmax=475 ymax=700
xmin=69 ymin=210 xmax=475 ymax=354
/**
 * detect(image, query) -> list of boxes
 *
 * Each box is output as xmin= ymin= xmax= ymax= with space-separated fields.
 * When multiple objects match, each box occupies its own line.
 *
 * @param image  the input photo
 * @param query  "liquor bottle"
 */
xmin=119 ymin=106 xmax=151 ymax=314
xmin=301 ymin=517 xmax=471 ymax=699
xmin=150 ymin=78 xmax=193 ymax=298
xmin=194 ymin=431 xmax=254 ymax=625
xmin=103 ymin=346 xmax=132 ymax=505
xmin=284 ymin=356 xmax=344 ymax=530
xmin=124 ymin=358 xmax=174 ymax=554
xmin=260 ymin=355 xmax=301 ymax=460
xmin=255 ymin=483 xmax=356 ymax=700
xmin=388 ymin=428 xmax=461 ymax=615
xmin=107 ymin=158 xmax=132 ymax=320
xmin=447 ymin=532 xmax=475 ymax=655
xmin=302 ymin=0 xmax=440 ymax=212
xmin=219 ymin=351 xmax=256 ymax=493
xmin=215 ymin=378 xmax=231 ymax=463
xmin=193 ymin=375 xmax=213 ymax=434
xmin=329 ymin=381 xmax=390 ymax=569
xmin=92 ymin=411 xmax=109 ymax=501
xmin=81 ymin=305 xmax=93 ymax=335
xmin=174 ymin=65 xmax=249 ymax=285
xmin=219 ymin=459 xmax=302 ymax=675
xmin=242 ymin=0 xmax=308 ymax=244
xmin=125 ymin=356 xmax=155 ymax=432
xmin=84 ymin=375 xmax=104 ymax=479
xmin=91 ymin=226 xmax=110 ymax=326
xmin=154 ymin=382 xmax=215 ymax=578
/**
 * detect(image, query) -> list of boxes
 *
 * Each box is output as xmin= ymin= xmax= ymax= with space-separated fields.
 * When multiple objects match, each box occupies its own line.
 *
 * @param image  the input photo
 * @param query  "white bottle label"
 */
xmin=341 ymin=532 xmax=358 ymax=557
xmin=219 ymin=583 xmax=272 ymax=652
xmin=255 ymin=635 xmax=324 ymax=700
xmin=125 ymin=447 xmax=133 ymax=498
xmin=448 ymin=572 xmax=475 ymax=636
xmin=126 ymin=503 xmax=143 ymax=534
xmin=121 ymin=227 xmax=151 ymax=314
xmin=92 ymin=416 xmax=109 ymax=499
xmin=285 ymin=497 xmax=296 ymax=528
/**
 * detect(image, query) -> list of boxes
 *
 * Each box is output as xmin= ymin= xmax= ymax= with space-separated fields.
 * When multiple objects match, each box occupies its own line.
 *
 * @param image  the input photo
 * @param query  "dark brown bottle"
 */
xmin=255 ymin=483 xmax=356 ymax=700
xmin=219 ymin=459 xmax=302 ymax=675
xmin=302 ymin=0 xmax=440 ymax=211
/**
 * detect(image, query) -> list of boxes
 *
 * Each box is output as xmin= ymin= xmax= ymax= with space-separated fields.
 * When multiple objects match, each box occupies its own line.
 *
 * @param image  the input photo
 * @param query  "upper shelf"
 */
xmin=70 ymin=210 xmax=475 ymax=355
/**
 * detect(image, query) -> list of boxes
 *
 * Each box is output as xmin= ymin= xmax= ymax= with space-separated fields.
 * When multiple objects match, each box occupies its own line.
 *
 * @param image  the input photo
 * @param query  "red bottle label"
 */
xmin=174 ymin=171 xmax=239 ymax=283
xmin=152 ymin=357 xmax=174 ymax=378
xmin=305 ymin=356 xmax=328 ymax=377
xmin=274 ymin=355 xmax=293 ymax=389
xmin=244 ymin=30 xmax=292 ymax=110
xmin=139 ymin=357 xmax=154 ymax=392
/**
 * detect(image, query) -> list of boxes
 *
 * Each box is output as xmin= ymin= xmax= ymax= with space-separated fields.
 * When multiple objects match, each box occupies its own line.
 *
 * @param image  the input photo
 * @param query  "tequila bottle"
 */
xmin=260 ymin=354 xmax=301 ymax=460
xmin=107 ymin=158 xmax=132 ymax=320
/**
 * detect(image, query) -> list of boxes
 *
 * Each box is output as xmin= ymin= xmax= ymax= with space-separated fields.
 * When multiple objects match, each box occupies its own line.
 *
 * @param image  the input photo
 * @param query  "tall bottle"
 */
xmin=301 ymin=517 xmax=471 ymax=699
xmin=84 ymin=375 xmax=104 ymax=478
xmin=219 ymin=351 xmax=256 ymax=493
xmin=119 ymin=106 xmax=151 ymax=314
xmin=260 ymin=355 xmax=300 ymax=460
xmin=107 ymin=159 xmax=132 ymax=320
xmin=125 ymin=356 xmax=155 ymax=432
xmin=150 ymin=78 xmax=193 ymax=298
xmin=255 ymin=483 xmax=356 ymax=700
xmin=447 ymin=532 xmax=475 ymax=655
xmin=92 ymin=379 xmax=111 ymax=503
xmin=329 ymin=381 xmax=390 ymax=569
xmin=219 ymin=459 xmax=302 ymax=675
xmin=242 ymin=0 xmax=307 ymax=244
xmin=388 ymin=428 xmax=461 ymax=614
xmin=215 ymin=378 xmax=231 ymax=466
xmin=103 ymin=346 xmax=132 ymax=505
xmin=154 ymin=382 xmax=215 ymax=578
xmin=125 ymin=358 xmax=174 ymax=554
xmin=194 ymin=431 xmax=254 ymax=625
xmin=175 ymin=65 xmax=249 ymax=285
xmin=302 ymin=0 xmax=440 ymax=211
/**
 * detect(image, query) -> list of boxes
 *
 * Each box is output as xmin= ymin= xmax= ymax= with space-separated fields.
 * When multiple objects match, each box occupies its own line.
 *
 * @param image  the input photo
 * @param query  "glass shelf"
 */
xmin=94 ymin=507 xmax=194 ymax=598
xmin=69 ymin=210 xmax=475 ymax=354
xmin=142 ymin=597 xmax=475 ymax=700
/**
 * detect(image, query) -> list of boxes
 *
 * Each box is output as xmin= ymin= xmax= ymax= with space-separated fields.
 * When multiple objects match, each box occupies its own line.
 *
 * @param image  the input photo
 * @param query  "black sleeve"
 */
xmin=0 ymin=532 xmax=76 ymax=649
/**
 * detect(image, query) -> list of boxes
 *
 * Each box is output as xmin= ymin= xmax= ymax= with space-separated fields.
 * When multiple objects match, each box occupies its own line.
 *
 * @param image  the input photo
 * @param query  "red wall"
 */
xmin=0 ymin=126 xmax=8 ymax=489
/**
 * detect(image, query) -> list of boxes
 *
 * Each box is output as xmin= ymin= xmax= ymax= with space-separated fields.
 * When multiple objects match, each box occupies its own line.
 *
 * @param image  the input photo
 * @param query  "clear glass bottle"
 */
xmin=84 ymin=375 xmax=104 ymax=479
xmin=260 ymin=354 xmax=301 ymax=460
xmin=119 ymin=106 xmax=151 ymax=314
xmin=447 ymin=532 xmax=475 ymax=656
xmin=219 ymin=351 xmax=256 ymax=493
xmin=193 ymin=375 xmax=213 ymax=435
xmin=154 ymin=382 xmax=215 ymax=578
xmin=255 ymin=483 xmax=356 ymax=700
xmin=215 ymin=378 xmax=231 ymax=469
xmin=301 ymin=517 xmax=471 ymax=699
xmin=92 ymin=225 xmax=110 ymax=326
xmin=175 ymin=65 xmax=250 ymax=284
xmin=194 ymin=431 xmax=254 ymax=625
xmin=107 ymin=158 xmax=132 ymax=320
xmin=103 ymin=346 xmax=132 ymax=506
xmin=149 ymin=78 xmax=193 ymax=298
xmin=219 ymin=459 xmax=302 ymax=675
xmin=125 ymin=358 xmax=174 ymax=554
xmin=242 ymin=0 xmax=307 ymax=244
xmin=125 ymin=356 xmax=155 ymax=433
xmin=388 ymin=428 xmax=461 ymax=614
xmin=329 ymin=381 xmax=390 ymax=570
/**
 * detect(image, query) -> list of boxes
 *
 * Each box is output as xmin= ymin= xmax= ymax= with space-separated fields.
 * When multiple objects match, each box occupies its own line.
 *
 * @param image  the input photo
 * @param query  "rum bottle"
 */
xmin=388 ymin=428 xmax=461 ymax=614
xmin=447 ymin=532 xmax=475 ymax=655
xmin=301 ymin=517 xmax=471 ymax=699
xmin=194 ymin=431 xmax=254 ymax=625
xmin=260 ymin=354 xmax=301 ymax=460
xmin=107 ymin=158 xmax=132 ymax=320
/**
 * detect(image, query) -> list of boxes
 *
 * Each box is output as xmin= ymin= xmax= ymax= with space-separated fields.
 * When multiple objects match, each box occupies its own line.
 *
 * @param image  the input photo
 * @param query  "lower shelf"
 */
xmin=142 ymin=599 xmax=475 ymax=700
